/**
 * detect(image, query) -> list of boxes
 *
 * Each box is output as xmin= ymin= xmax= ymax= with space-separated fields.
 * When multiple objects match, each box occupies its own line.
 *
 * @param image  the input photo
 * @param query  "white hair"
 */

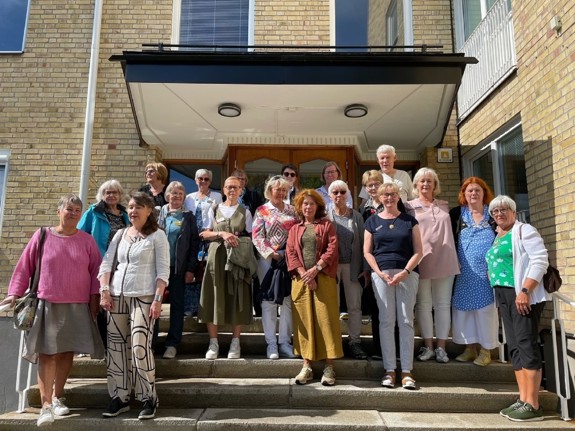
xmin=328 ymin=180 xmax=349 ymax=194
xmin=489 ymin=195 xmax=517 ymax=214
xmin=376 ymin=145 xmax=397 ymax=157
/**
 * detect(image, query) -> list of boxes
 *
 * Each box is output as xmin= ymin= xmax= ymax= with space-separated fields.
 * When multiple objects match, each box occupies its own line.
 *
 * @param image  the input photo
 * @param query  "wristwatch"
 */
xmin=521 ymin=287 xmax=530 ymax=294
xmin=315 ymin=264 xmax=322 ymax=271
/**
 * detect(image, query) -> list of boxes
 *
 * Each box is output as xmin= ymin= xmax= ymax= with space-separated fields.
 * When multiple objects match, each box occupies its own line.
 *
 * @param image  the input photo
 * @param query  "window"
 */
xmin=0 ymin=0 xmax=31 ymax=53
xmin=0 ymin=151 xmax=10 ymax=235
xmin=464 ymin=122 xmax=529 ymax=221
xmin=334 ymin=0 xmax=368 ymax=52
xmin=386 ymin=0 xmax=399 ymax=49
xmin=455 ymin=0 xmax=499 ymax=45
xmin=177 ymin=0 xmax=253 ymax=50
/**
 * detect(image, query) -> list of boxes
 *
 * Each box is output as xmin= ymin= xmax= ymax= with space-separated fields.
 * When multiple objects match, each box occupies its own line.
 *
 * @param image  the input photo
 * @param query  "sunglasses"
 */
xmin=145 ymin=169 xmax=156 ymax=175
xmin=197 ymin=177 xmax=210 ymax=182
xmin=332 ymin=190 xmax=346 ymax=195
xmin=283 ymin=172 xmax=297 ymax=178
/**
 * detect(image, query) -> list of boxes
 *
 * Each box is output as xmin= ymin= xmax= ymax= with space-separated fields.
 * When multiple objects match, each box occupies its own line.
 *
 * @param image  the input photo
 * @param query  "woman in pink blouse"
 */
xmin=252 ymin=175 xmax=299 ymax=359
xmin=1 ymin=194 xmax=104 ymax=427
xmin=407 ymin=168 xmax=460 ymax=363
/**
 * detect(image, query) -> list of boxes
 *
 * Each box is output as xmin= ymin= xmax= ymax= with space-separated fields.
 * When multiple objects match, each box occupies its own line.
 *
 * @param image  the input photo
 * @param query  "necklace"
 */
xmin=389 ymin=216 xmax=400 ymax=229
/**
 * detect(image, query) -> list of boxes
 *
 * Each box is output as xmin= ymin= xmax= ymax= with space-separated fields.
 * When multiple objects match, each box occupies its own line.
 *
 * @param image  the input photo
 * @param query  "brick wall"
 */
xmin=254 ymin=1 xmax=330 ymax=46
xmin=458 ymin=0 xmax=575 ymax=326
xmin=0 ymin=0 xmax=169 ymax=295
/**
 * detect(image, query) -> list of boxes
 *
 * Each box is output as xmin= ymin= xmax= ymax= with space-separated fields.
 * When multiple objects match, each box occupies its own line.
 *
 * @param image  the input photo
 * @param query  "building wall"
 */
xmin=0 ymin=0 xmax=170 ymax=295
xmin=254 ymin=0 xmax=330 ymax=45
xmin=458 ymin=0 xmax=575 ymax=326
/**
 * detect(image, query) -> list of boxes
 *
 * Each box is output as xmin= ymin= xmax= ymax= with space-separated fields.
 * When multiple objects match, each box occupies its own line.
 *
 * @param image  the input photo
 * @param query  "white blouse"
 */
xmin=99 ymin=229 xmax=170 ymax=297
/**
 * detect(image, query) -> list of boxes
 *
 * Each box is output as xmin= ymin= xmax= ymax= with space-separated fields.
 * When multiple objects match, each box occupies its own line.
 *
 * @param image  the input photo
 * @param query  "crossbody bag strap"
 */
xmin=29 ymin=227 xmax=47 ymax=295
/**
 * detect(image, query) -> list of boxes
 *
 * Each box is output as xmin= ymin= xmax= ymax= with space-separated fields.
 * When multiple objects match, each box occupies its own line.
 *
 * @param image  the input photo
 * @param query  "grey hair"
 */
xmin=489 ymin=195 xmax=517 ymax=214
xmin=165 ymin=181 xmax=186 ymax=197
xmin=58 ymin=193 xmax=83 ymax=211
xmin=263 ymin=175 xmax=290 ymax=200
xmin=96 ymin=179 xmax=125 ymax=202
xmin=412 ymin=167 xmax=441 ymax=197
xmin=328 ymin=179 xmax=349 ymax=194
xmin=376 ymin=145 xmax=397 ymax=157
xmin=195 ymin=168 xmax=213 ymax=181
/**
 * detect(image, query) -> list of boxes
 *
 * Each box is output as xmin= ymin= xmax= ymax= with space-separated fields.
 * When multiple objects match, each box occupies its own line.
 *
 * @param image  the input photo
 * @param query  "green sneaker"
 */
xmin=507 ymin=402 xmax=543 ymax=422
xmin=499 ymin=400 xmax=524 ymax=418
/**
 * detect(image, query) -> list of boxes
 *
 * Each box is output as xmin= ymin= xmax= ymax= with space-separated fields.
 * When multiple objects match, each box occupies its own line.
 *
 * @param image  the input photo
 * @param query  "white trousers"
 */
xmin=452 ymin=303 xmax=499 ymax=349
xmin=415 ymin=276 xmax=454 ymax=340
xmin=337 ymin=263 xmax=363 ymax=343
xmin=372 ymin=269 xmax=419 ymax=372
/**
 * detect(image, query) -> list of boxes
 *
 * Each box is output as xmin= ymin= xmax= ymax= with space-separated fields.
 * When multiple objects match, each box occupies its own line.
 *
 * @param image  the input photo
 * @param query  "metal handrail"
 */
xmin=551 ymin=292 xmax=575 ymax=420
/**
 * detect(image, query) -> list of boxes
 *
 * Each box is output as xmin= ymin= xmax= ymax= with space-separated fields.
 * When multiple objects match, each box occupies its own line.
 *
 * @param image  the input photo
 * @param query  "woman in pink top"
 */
xmin=1 ymin=194 xmax=104 ymax=427
xmin=406 ymin=168 xmax=460 ymax=363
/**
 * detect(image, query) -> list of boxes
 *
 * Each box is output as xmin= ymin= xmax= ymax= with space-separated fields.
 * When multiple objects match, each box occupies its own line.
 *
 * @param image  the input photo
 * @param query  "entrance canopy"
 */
xmin=110 ymin=49 xmax=477 ymax=161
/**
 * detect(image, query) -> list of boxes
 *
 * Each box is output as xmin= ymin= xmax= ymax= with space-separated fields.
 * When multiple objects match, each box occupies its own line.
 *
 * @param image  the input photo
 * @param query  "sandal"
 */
xmin=381 ymin=371 xmax=395 ymax=388
xmin=401 ymin=372 xmax=416 ymax=390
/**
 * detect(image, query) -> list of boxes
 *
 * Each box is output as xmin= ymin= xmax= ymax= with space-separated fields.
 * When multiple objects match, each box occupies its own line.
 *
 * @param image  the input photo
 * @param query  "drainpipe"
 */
xmin=79 ymin=0 xmax=104 ymax=203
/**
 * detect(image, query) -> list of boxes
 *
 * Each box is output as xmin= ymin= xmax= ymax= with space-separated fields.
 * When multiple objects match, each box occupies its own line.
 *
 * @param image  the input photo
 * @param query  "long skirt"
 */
xmin=291 ymin=273 xmax=343 ymax=361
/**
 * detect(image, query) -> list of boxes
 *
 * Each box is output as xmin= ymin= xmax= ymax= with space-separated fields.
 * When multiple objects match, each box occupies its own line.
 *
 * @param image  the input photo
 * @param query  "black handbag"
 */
xmin=13 ymin=227 xmax=47 ymax=331
xmin=543 ymin=264 xmax=562 ymax=294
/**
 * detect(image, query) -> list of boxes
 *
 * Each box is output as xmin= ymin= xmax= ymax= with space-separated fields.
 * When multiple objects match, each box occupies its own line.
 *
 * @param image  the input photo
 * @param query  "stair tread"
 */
xmin=0 ymin=408 xmax=570 ymax=430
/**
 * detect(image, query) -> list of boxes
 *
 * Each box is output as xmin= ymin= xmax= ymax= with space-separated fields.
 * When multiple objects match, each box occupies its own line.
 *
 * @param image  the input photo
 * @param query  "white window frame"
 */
xmin=453 ymin=0 xmax=499 ymax=50
xmin=463 ymin=119 xmax=521 ymax=195
xmin=330 ymin=0 xmax=413 ymax=50
xmin=0 ymin=0 xmax=31 ymax=54
xmin=0 ymin=150 xmax=11 ymax=237
xmin=386 ymin=0 xmax=399 ymax=49
xmin=172 ymin=0 xmax=255 ymax=48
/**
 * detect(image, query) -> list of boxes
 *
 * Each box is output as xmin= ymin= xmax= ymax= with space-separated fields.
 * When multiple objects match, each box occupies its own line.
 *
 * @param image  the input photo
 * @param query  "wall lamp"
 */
xmin=344 ymin=104 xmax=368 ymax=118
xmin=218 ymin=103 xmax=241 ymax=118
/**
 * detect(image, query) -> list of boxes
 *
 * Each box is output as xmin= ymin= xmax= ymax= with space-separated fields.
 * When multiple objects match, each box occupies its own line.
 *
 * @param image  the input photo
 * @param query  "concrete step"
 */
xmin=69 ymin=356 xmax=516 ymax=383
xmin=0 ymin=408 xmax=571 ymax=431
xmin=26 ymin=378 xmax=559 ymax=413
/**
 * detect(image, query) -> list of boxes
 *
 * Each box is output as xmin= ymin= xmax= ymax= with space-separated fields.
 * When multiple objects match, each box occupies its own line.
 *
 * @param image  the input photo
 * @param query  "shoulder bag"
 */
xmin=13 ymin=227 xmax=47 ymax=331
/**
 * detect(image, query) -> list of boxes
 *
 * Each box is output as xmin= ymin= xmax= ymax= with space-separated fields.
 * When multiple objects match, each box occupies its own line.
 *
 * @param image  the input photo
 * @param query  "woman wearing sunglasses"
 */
xmin=281 ymin=164 xmax=299 ymax=204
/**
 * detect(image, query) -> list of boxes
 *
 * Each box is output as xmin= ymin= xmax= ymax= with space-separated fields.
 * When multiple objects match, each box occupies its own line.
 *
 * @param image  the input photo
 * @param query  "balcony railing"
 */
xmin=457 ymin=0 xmax=516 ymax=120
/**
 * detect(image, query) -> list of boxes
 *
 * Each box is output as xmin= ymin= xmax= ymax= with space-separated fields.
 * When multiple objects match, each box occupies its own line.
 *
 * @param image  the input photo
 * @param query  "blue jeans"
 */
xmin=165 ymin=270 xmax=186 ymax=348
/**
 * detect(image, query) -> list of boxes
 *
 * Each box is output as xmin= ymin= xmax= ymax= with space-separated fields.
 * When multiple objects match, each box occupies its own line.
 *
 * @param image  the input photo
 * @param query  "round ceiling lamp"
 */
xmin=344 ymin=104 xmax=368 ymax=118
xmin=218 ymin=103 xmax=241 ymax=118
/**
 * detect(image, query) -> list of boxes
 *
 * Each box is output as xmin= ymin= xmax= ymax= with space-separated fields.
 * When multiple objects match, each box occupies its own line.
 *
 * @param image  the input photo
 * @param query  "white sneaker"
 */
xmin=51 ymin=397 xmax=70 ymax=416
xmin=163 ymin=346 xmax=177 ymax=359
xmin=267 ymin=344 xmax=279 ymax=359
xmin=417 ymin=346 xmax=435 ymax=361
xmin=228 ymin=338 xmax=241 ymax=359
xmin=205 ymin=341 xmax=219 ymax=359
xmin=435 ymin=347 xmax=450 ymax=363
xmin=37 ymin=406 xmax=54 ymax=426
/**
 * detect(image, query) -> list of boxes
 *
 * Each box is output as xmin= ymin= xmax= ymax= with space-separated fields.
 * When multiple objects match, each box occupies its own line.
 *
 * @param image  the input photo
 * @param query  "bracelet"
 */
xmin=99 ymin=285 xmax=110 ymax=294
xmin=404 ymin=268 xmax=411 ymax=274
xmin=154 ymin=294 xmax=163 ymax=302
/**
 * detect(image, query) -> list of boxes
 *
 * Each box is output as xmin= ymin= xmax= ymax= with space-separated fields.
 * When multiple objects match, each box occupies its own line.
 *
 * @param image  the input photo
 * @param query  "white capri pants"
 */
xmin=415 ymin=276 xmax=454 ymax=340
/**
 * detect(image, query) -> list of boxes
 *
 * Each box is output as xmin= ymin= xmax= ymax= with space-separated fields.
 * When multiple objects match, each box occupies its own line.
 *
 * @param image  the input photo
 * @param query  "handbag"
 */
xmin=13 ymin=227 xmax=47 ymax=331
xmin=518 ymin=223 xmax=562 ymax=294
xmin=543 ymin=264 xmax=562 ymax=293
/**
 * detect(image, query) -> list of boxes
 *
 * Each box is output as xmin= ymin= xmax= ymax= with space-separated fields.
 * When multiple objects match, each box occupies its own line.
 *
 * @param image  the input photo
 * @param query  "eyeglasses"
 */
xmin=225 ymin=186 xmax=239 ymax=190
xmin=365 ymin=182 xmax=381 ymax=189
xmin=145 ymin=169 xmax=156 ymax=175
xmin=283 ymin=172 xmax=297 ymax=178
xmin=324 ymin=170 xmax=338 ymax=175
xmin=331 ymin=190 xmax=346 ymax=195
xmin=197 ymin=177 xmax=210 ymax=182
xmin=105 ymin=190 xmax=119 ymax=196
xmin=382 ymin=193 xmax=398 ymax=198
xmin=491 ymin=208 xmax=509 ymax=216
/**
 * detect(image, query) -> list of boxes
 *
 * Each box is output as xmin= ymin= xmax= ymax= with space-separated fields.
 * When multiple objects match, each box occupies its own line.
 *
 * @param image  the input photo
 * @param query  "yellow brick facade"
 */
xmin=458 ymin=0 xmax=575 ymax=326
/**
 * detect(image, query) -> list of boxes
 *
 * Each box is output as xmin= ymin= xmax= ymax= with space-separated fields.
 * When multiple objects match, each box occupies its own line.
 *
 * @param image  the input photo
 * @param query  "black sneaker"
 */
xmin=138 ymin=399 xmax=157 ymax=420
xmin=349 ymin=342 xmax=367 ymax=360
xmin=102 ymin=397 xmax=130 ymax=418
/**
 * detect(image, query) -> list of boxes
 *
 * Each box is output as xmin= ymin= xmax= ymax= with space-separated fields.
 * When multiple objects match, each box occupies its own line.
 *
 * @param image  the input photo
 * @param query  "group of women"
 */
xmin=0 ymin=148 xmax=552 ymax=424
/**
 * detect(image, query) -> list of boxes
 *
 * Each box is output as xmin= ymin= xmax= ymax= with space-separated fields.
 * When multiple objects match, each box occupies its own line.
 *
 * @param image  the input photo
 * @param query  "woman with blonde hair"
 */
xmin=140 ymin=162 xmax=169 ymax=208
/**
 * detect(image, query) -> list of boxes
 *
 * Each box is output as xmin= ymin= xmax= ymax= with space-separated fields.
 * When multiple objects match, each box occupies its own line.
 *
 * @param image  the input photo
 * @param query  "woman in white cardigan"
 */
xmin=486 ymin=195 xmax=551 ymax=423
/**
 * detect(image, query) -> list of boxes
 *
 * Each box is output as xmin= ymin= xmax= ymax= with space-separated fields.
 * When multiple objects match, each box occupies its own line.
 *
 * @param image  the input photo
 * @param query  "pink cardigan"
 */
xmin=286 ymin=218 xmax=338 ymax=279
xmin=9 ymin=228 xmax=102 ymax=303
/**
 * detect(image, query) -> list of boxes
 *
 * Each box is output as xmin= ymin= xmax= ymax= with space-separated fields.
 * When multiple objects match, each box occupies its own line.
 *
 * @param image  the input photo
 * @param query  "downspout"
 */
xmin=79 ymin=0 xmax=104 ymax=203
xmin=450 ymin=0 xmax=464 ymax=183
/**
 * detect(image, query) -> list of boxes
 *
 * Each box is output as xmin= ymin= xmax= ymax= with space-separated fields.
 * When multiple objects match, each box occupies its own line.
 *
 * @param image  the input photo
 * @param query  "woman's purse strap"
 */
xmin=29 ymin=227 xmax=47 ymax=295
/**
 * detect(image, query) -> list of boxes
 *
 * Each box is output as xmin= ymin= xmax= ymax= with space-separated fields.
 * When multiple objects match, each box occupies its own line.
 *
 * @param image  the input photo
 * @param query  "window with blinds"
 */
xmin=179 ymin=0 xmax=250 ymax=50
